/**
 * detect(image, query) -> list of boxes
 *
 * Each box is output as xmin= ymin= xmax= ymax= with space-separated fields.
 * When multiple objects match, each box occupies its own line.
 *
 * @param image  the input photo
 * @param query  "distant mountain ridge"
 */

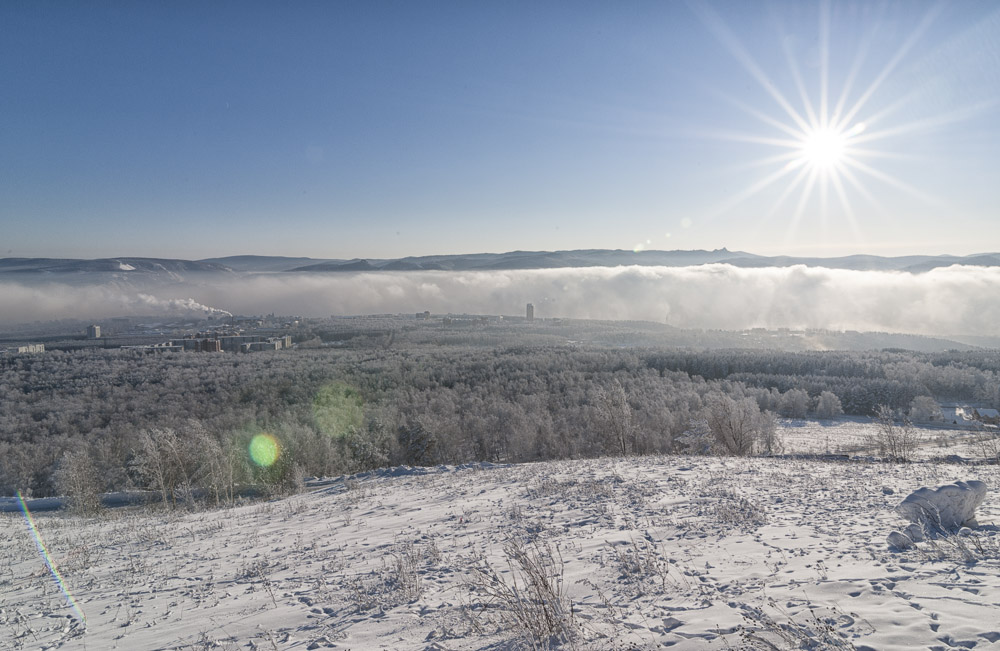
xmin=0 ymin=257 xmax=230 ymax=274
xmin=2 ymin=250 xmax=999 ymax=274
xmin=282 ymin=249 xmax=1000 ymax=273
xmin=281 ymin=248 xmax=755 ymax=272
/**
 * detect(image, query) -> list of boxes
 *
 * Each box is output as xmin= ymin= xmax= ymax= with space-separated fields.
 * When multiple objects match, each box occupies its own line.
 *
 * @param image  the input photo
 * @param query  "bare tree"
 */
xmin=191 ymin=426 xmax=238 ymax=506
xmin=973 ymin=422 xmax=1000 ymax=463
xmin=706 ymin=395 xmax=770 ymax=456
xmin=133 ymin=427 xmax=200 ymax=508
xmin=756 ymin=410 xmax=782 ymax=456
xmin=869 ymin=405 xmax=919 ymax=462
xmin=54 ymin=449 xmax=102 ymax=515
xmin=595 ymin=380 xmax=635 ymax=456
xmin=134 ymin=428 xmax=174 ymax=507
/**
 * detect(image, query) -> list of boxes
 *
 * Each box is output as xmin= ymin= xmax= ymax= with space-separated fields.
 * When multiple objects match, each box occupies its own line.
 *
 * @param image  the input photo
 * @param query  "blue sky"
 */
xmin=2 ymin=0 xmax=998 ymax=260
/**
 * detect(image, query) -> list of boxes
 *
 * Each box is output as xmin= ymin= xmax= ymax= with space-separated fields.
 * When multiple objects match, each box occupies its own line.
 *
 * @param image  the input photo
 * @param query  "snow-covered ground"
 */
xmin=3 ymin=455 xmax=1000 ymax=650
xmin=776 ymin=416 xmax=988 ymax=460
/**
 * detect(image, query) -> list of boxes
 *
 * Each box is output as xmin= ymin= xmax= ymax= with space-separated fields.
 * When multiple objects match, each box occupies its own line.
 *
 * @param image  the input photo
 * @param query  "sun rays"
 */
xmin=690 ymin=0 xmax=984 ymax=247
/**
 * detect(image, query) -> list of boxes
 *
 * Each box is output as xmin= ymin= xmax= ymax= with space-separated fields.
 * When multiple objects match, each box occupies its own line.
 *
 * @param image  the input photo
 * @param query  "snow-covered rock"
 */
xmin=896 ymin=480 xmax=987 ymax=531
xmin=903 ymin=523 xmax=924 ymax=543
xmin=886 ymin=530 xmax=914 ymax=550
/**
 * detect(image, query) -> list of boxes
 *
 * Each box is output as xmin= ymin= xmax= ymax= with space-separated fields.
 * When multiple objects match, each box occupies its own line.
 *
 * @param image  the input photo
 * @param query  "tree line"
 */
xmin=1 ymin=342 xmax=996 ymax=502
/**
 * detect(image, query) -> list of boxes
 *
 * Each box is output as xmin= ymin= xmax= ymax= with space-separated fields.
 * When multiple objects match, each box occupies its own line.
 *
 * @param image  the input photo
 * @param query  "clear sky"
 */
xmin=2 ymin=0 xmax=998 ymax=260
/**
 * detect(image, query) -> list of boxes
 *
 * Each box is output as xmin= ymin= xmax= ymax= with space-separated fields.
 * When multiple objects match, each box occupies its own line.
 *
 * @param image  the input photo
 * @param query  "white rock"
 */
xmin=903 ymin=523 xmax=924 ymax=543
xmin=886 ymin=531 xmax=913 ymax=550
xmin=896 ymin=480 xmax=987 ymax=531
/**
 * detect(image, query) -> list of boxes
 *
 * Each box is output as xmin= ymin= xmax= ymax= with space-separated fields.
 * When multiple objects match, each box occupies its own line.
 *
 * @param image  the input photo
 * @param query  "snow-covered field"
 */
xmin=776 ymin=417 xmax=987 ymax=460
xmin=3 ymin=455 xmax=1000 ymax=650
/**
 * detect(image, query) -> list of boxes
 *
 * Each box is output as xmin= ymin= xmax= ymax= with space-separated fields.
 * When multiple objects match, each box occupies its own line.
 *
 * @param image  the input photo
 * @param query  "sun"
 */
xmin=797 ymin=122 xmax=865 ymax=172
xmin=691 ymin=0 xmax=967 ymax=242
xmin=800 ymin=127 xmax=847 ymax=170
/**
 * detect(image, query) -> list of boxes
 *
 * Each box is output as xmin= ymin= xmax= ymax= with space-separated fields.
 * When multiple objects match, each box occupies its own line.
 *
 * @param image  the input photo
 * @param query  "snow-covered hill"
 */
xmin=4 ymin=455 xmax=1000 ymax=650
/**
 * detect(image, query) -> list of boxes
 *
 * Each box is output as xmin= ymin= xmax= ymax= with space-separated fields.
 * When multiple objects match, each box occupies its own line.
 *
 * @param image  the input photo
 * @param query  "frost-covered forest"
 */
xmin=3 ymin=330 xmax=1000 ymax=499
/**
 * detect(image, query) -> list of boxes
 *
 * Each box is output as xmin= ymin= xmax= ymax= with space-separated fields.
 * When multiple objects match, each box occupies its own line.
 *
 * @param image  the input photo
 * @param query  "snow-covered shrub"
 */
xmin=921 ymin=527 xmax=1000 ymax=562
xmin=778 ymin=388 xmax=810 ymax=419
xmin=465 ymin=538 xmax=576 ymax=648
xmin=867 ymin=405 xmax=919 ymax=462
xmin=974 ymin=426 xmax=1000 ymax=463
xmin=606 ymin=537 xmax=674 ymax=596
xmin=714 ymin=491 xmax=768 ymax=533
xmin=676 ymin=418 xmax=718 ymax=455
xmin=908 ymin=396 xmax=943 ymax=423
xmin=736 ymin=599 xmax=861 ymax=650
xmin=347 ymin=540 xmax=430 ymax=612
xmin=814 ymin=391 xmax=844 ymax=419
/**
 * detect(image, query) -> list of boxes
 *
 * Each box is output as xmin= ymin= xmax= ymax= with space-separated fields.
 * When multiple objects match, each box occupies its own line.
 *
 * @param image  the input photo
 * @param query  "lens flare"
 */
xmin=312 ymin=381 xmax=364 ymax=439
xmin=249 ymin=434 xmax=281 ymax=467
xmin=16 ymin=491 xmax=87 ymax=624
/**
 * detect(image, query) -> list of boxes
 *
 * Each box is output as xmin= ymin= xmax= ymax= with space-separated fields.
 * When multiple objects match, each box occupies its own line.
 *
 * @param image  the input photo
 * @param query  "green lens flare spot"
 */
xmin=249 ymin=434 xmax=281 ymax=467
xmin=313 ymin=381 xmax=364 ymax=439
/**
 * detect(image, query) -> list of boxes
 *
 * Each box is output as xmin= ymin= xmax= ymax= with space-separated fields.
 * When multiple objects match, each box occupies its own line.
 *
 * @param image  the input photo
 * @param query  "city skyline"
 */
xmin=2 ymin=1 xmax=998 ymax=260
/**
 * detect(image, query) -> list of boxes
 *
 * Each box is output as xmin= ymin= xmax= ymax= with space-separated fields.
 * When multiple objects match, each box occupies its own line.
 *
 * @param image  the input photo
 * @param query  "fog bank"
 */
xmin=2 ymin=264 xmax=999 ymax=336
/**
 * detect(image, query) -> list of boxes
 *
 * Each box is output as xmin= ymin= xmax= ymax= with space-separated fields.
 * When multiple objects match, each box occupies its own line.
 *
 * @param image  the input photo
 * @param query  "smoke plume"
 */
xmin=0 ymin=282 xmax=232 ymax=323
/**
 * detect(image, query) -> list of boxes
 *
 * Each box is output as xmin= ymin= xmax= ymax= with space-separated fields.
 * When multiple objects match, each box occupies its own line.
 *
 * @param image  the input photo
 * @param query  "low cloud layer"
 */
xmin=2 ymin=264 xmax=999 ymax=336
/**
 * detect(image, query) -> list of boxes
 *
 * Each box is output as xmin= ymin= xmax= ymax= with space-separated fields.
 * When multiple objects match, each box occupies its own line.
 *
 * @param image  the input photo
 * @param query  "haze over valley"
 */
xmin=3 ymin=248 xmax=1000 ymax=338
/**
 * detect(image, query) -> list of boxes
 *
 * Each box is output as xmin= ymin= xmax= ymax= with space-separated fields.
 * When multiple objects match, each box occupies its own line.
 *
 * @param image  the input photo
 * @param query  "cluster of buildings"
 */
xmin=130 ymin=334 xmax=293 ymax=354
xmin=954 ymin=406 xmax=1000 ymax=426
xmin=1 ymin=343 xmax=45 ymax=355
xmin=417 ymin=303 xmax=538 ymax=323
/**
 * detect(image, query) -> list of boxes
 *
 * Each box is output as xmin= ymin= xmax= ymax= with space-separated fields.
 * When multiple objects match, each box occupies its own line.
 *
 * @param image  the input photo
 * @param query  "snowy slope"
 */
xmin=3 ymin=456 xmax=1000 ymax=650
